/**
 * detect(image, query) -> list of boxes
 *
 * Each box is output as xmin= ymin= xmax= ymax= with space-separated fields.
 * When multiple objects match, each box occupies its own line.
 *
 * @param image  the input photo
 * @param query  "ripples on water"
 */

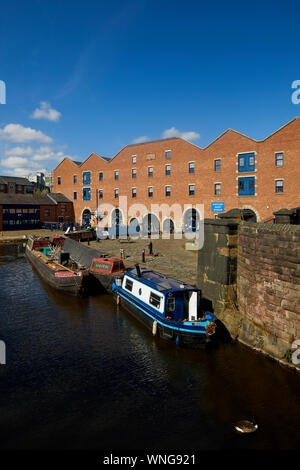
xmin=0 ymin=244 xmax=299 ymax=450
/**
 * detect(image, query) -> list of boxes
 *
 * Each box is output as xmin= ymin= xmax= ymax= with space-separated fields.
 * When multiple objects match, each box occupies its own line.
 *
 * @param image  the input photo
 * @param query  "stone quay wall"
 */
xmin=237 ymin=223 xmax=300 ymax=359
xmin=198 ymin=218 xmax=300 ymax=363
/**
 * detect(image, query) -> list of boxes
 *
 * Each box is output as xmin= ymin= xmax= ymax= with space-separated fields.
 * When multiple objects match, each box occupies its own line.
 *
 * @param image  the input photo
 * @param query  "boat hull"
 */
xmin=25 ymin=246 xmax=89 ymax=296
xmin=114 ymin=292 xmax=213 ymax=348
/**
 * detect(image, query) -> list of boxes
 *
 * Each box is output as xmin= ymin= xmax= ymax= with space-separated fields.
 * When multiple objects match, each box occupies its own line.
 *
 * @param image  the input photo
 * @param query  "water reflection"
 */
xmin=0 ymin=244 xmax=299 ymax=450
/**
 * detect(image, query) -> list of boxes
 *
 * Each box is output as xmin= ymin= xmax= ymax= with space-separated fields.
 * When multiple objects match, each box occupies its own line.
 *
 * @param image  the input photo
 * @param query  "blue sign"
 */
xmin=211 ymin=202 xmax=225 ymax=213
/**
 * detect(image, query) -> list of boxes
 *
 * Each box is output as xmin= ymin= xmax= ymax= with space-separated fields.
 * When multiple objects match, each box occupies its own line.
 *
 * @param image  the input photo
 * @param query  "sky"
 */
xmin=0 ymin=0 xmax=300 ymax=177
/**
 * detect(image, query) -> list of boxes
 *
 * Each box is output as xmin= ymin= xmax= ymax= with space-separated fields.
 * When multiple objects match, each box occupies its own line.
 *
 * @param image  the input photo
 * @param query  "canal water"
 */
xmin=0 ymin=244 xmax=299 ymax=450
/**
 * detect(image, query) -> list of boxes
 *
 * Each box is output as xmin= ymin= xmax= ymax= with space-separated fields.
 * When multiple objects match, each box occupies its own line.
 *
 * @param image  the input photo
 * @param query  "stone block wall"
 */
xmin=237 ymin=223 xmax=300 ymax=358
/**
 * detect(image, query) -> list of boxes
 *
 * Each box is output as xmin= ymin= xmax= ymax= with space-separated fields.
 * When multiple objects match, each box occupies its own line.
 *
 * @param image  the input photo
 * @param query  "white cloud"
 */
xmin=131 ymin=136 xmax=150 ymax=144
xmin=162 ymin=127 xmax=200 ymax=142
xmin=4 ymin=146 xmax=34 ymax=156
xmin=31 ymin=101 xmax=61 ymax=122
xmin=0 ymin=124 xmax=52 ymax=143
xmin=0 ymin=156 xmax=31 ymax=168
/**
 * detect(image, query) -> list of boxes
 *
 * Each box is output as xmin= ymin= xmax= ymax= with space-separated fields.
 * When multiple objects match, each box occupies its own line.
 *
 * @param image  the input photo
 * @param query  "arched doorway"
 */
xmin=241 ymin=208 xmax=257 ymax=222
xmin=111 ymin=208 xmax=123 ymax=226
xmin=142 ymin=213 xmax=160 ymax=235
xmin=162 ymin=218 xmax=175 ymax=234
xmin=128 ymin=218 xmax=140 ymax=237
xmin=82 ymin=208 xmax=92 ymax=225
xmin=183 ymin=208 xmax=200 ymax=232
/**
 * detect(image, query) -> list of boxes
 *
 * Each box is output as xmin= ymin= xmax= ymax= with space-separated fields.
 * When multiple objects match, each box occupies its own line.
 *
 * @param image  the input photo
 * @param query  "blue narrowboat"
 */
xmin=112 ymin=265 xmax=217 ymax=348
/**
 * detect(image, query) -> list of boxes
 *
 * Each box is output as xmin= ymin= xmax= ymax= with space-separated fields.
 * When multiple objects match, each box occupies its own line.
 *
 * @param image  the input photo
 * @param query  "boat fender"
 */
xmin=152 ymin=320 xmax=157 ymax=336
xmin=116 ymin=295 xmax=120 ymax=305
xmin=176 ymin=335 xmax=180 ymax=346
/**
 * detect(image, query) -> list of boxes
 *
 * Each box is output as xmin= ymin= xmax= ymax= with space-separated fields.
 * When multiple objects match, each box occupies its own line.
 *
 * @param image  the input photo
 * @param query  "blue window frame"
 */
xmin=99 ymin=172 xmax=103 ymax=181
xmin=238 ymin=152 xmax=255 ymax=172
xmin=73 ymin=175 xmax=77 ymax=184
xmin=83 ymin=172 xmax=91 ymax=185
xmin=58 ymin=176 xmax=61 ymax=185
xmin=238 ymin=177 xmax=255 ymax=196
xmin=83 ymin=188 xmax=91 ymax=200
xmin=74 ymin=191 xmax=77 ymax=200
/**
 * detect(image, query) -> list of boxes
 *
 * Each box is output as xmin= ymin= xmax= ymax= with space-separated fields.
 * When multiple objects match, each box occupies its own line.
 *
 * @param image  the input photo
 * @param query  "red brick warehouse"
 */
xmin=53 ymin=117 xmax=300 ymax=230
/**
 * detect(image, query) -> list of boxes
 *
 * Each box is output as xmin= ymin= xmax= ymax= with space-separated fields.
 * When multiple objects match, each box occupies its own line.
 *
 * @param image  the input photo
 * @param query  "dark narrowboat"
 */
xmin=112 ymin=265 xmax=217 ymax=348
xmin=26 ymin=236 xmax=91 ymax=295
xmin=89 ymin=256 xmax=126 ymax=293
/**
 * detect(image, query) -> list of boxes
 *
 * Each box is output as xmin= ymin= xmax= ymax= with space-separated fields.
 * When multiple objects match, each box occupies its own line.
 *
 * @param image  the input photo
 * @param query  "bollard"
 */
xmin=88 ymin=239 xmax=90 ymax=245
xmin=120 ymin=249 xmax=124 ymax=259
xmin=149 ymin=241 xmax=153 ymax=255
xmin=142 ymin=249 xmax=145 ymax=263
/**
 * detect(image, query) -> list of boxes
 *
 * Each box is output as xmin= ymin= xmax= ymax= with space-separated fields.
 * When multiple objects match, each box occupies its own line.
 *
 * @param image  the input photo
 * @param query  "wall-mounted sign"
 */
xmin=146 ymin=153 xmax=156 ymax=161
xmin=211 ymin=202 xmax=225 ymax=213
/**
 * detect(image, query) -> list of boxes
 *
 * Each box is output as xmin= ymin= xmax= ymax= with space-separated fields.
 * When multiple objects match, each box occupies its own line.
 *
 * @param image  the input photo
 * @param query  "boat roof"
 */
xmin=93 ymin=256 xmax=123 ymax=264
xmin=126 ymin=268 xmax=198 ymax=293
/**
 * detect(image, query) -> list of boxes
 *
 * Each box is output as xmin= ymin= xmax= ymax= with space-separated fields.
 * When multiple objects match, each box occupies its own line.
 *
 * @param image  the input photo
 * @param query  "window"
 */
xmin=61 ymin=204 xmax=66 ymax=214
xmin=149 ymin=292 xmax=162 ymax=309
xmin=165 ymin=150 xmax=171 ymax=160
xmin=16 ymin=185 xmax=23 ymax=191
xmin=132 ymin=155 xmax=136 ymax=164
xmin=99 ymin=172 xmax=103 ymax=181
xmin=114 ymin=188 xmax=119 ymax=199
xmin=238 ymin=152 xmax=255 ymax=172
xmin=148 ymin=166 xmax=153 ymax=177
xmin=214 ymin=159 xmax=221 ymax=172
xmin=148 ymin=186 xmax=153 ymax=198
xmin=275 ymin=179 xmax=284 ymax=193
xmin=74 ymin=191 xmax=77 ymax=200
xmin=0 ymin=184 xmax=5 ymax=190
xmin=165 ymin=185 xmax=171 ymax=197
xmin=238 ymin=177 xmax=255 ymax=196
xmin=165 ymin=164 xmax=171 ymax=176
xmin=83 ymin=172 xmax=91 ymax=184
xmin=214 ymin=183 xmax=221 ymax=196
xmin=132 ymin=187 xmax=136 ymax=198
xmin=125 ymin=278 xmax=133 ymax=292
xmin=83 ymin=188 xmax=91 ymax=200
xmin=275 ymin=152 xmax=283 ymax=167
xmin=58 ymin=176 xmax=61 ymax=185
xmin=73 ymin=175 xmax=77 ymax=184
xmin=114 ymin=170 xmax=119 ymax=180
xmin=189 ymin=162 xmax=195 ymax=174
xmin=189 ymin=184 xmax=195 ymax=196
xmin=132 ymin=168 xmax=136 ymax=179
xmin=98 ymin=189 xmax=103 ymax=199
xmin=44 ymin=209 xmax=50 ymax=217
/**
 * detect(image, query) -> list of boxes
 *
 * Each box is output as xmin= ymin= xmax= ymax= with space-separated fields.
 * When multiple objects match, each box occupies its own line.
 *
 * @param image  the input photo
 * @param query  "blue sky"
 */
xmin=0 ymin=0 xmax=300 ymax=176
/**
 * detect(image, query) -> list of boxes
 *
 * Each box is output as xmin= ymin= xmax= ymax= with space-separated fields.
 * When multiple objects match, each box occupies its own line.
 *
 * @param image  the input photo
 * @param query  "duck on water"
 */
xmin=112 ymin=264 xmax=218 ymax=348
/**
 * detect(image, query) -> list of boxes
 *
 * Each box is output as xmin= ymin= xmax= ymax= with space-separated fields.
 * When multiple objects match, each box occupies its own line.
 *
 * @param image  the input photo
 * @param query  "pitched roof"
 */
xmin=0 ymin=193 xmax=56 ymax=206
xmin=0 ymin=175 xmax=32 ymax=185
xmin=48 ymin=192 xmax=72 ymax=203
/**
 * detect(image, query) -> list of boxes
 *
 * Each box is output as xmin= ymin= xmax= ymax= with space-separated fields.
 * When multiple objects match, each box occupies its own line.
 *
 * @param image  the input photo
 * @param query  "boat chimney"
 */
xmin=135 ymin=263 xmax=142 ymax=278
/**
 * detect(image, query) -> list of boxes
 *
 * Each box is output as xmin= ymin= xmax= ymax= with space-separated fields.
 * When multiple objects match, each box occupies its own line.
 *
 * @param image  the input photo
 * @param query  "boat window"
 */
xmin=149 ymin=292 xmax=162 ymax=309
xmin=125 ymin=278 xmax=133 ymax=292
xmin=112 ymin=263 xmax=124 ymax=272
xmin=167 ymin=296 xmax=175 ymax=312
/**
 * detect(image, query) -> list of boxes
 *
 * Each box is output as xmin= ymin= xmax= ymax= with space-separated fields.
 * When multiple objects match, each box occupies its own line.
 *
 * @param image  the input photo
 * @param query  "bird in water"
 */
xmin=234 ymin=420 xmax=258 ymax=434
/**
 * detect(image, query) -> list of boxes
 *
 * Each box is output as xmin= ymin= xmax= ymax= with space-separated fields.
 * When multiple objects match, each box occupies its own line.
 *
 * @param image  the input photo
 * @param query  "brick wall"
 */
xmin=53 ymin=118 xmax=300 ymax=226
xmin=238 ymin=223 xmax=300 ymax=358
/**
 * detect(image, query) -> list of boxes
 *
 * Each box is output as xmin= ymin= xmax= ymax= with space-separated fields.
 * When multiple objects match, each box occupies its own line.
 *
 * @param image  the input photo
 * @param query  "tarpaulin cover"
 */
xmin=62 ymin=237 xmax=103 ymax=268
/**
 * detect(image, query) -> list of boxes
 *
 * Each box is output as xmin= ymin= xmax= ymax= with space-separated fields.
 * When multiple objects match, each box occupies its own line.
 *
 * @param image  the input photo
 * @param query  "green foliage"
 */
xmin=284 ymin=349 xmax=293 ymax=363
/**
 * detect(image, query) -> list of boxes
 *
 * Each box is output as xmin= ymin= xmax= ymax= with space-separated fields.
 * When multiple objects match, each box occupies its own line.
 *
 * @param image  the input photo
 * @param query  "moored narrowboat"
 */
xmin=89 ymin=255 xmax=126 ymax=293
xmin=26 ymin=236 xmax=91 ymax=295
xmin=112 ymin=265 xmax=217 ymax=348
